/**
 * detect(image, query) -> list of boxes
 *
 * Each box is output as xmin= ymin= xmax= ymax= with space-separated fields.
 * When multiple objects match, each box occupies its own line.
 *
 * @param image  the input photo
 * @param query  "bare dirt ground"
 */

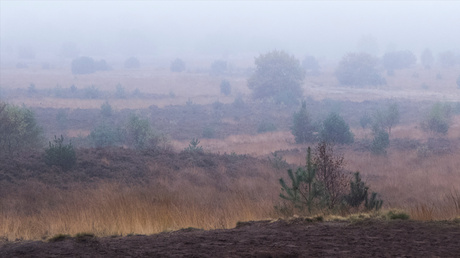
xmin=1 ymin=219 xmax=459 ymax=257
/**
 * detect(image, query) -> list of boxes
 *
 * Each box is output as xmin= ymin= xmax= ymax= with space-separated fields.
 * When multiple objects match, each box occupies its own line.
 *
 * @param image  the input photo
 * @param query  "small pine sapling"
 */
xmin=184 ymin=138 xmax=203 ymax=152
xmin=365 ymin=192 xmax=383 ymax=211
xmin=279 ymin=147 xmax=323 ymax=213
xmin=344 ymin=172 xmax=368 ymax=208
xmin=44 ymin=135 xmax=76 ymax=170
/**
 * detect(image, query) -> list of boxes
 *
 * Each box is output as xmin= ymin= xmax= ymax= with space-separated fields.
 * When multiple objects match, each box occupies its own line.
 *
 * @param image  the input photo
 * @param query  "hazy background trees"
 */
xmin=170 ymin=58 xmax=186 ymax=73
xmin=248 ymin=50 xmax=305 ymax=105
xmin=335 ymin=53 xmax=386 ymax=87
xmin=124 ymin=57 xmax=140 ymax=69
xmin=382 ymin=50 xmax=416 ymax=72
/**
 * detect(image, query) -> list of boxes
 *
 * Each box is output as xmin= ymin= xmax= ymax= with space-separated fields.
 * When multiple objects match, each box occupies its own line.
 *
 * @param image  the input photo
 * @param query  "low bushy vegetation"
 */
xmin=421 ymin=102 xmax=452 ymax=135
xmin=279 ymin=142 xmax=382 ymax=215
xmin=44 ymin=135 xmax=76 ymax=170
xmin=0 ymin=102 xmax=43 ymax=156
xmin=291 ymin=101 xmax=315 ymax=143
xmin=71 ymin=56 xmax=111 ymax=75
xmin=320 ymin=113 xmax=354 ymax=144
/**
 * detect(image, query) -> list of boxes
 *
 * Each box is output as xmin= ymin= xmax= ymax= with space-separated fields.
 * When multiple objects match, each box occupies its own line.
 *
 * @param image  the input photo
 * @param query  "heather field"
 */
xmin=1 ymin=64 xmax=460 ymax=245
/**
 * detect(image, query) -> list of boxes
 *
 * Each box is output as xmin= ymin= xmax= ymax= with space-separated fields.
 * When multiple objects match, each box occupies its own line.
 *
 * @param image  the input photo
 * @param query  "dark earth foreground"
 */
xmin=1 ymin=219 xmax=459 ymax=257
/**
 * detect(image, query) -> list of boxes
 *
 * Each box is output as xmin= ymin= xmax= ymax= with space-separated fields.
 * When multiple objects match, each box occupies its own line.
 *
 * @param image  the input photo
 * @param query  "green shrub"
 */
xmin=48 ymin=234 xmax=70 ymax=242
xmin=320 ymin=113 xmax=354 ymax=144
xmin=421 ymin=102 xmax=452 ymax=135
xmin=371 ymin=128 xmax=390 ymax=155
xmin=44 ymin=135 xmax=76 ymax=170
xmin=387 ymin=210 xmax=410 ymax=220
xmin=89 ymin=123 xmax=121 ymax=148
xmin=184 ymin=138 xmax=203 ymax=152
xmin=291 ymin=101 xmax=315 ymax=143
xmin=0 ymin=103 xmax=43 ymax=155
xmin=373 ymin=103 xmax=400 ymax=137
xmin=124 ymin=114 xmax=154 ymax=150
xmin=280 ymin=144 xmax=382 ymax=215
xmin=279 ymin=147 xmax=322 ymax=214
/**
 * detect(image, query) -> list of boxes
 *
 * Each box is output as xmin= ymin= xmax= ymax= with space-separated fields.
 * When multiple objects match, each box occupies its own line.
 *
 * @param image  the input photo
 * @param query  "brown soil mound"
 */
xmin=1 ymin=219 xmax=459 ymax=257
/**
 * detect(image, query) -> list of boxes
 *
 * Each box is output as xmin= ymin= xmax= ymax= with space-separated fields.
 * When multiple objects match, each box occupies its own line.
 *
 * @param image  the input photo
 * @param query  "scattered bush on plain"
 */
xmin=71 ymin=57 xmax=111 ymax=75
xmin=44 ymin=135 xmax=76 ymax=171
xmin=248 ymin=50 xmax=305 ymax=104
xmin=0 ymin=102 xmax=43 ymax=156
xmin=421 ymin=102 xmax=452 ymax=135
xmin=279 ymin=142 xmax=382 ymax=215
xmin=335 ymin=52 xmax=386 ymax=87
xmin=291 ymin=101 xmax=315 ymax=143
xmin=320 ymin=113 xmax=354 ymax=144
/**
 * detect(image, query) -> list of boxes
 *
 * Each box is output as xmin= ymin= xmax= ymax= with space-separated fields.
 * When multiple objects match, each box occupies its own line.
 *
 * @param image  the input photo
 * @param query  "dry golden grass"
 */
xmin=0 ymin=167 xmax=280 ymax=241
xmin=171 ymin=118 xmax=460 ymax=221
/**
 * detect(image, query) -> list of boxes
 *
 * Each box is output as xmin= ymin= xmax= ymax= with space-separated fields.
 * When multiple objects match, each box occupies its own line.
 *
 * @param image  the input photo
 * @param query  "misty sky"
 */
xmin=1 ymin=1 xmax=459 ymax=60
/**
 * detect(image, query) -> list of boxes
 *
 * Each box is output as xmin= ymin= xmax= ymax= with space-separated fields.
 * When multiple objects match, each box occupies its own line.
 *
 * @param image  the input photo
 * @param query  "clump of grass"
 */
xmin=387 ymin=210 xmax=410 ymax=220
xmin=75 ymin=232 xmax=96 ymax=243
xmin=48 ymin=234 xmax=70 ymax=242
